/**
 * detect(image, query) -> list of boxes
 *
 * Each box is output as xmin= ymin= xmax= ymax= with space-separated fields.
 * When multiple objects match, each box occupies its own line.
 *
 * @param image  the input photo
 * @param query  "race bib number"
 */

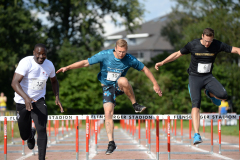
xmin=107 ymin=72 xmax=121 ymax=81
xmin=197 ymin=63 xmax=212 ymax=73
xmin=106 ymin=67 xmax=123 ymax=81
xmin=30 ymin=79 xmax=46 ymax=90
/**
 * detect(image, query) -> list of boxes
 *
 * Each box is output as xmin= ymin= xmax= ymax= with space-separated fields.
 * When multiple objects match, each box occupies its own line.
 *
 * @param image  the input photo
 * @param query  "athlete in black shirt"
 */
xmin=155 ymin=28 xmax=240 ymax=145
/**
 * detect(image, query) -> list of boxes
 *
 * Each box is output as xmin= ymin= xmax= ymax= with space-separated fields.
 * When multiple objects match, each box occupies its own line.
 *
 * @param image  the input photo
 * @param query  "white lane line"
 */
xmin=15 ymin=133 xmax=65 ymax=160
xmin=175 ymin=140 xmax=234 ymax=160
xmin=121 ymin=129 xmax=156 ymax=159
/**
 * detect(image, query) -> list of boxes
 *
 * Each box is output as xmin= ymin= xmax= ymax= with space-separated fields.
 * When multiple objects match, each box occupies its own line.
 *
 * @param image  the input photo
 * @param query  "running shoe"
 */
xmin=133 ymin=103 xmax=146 ymax=113
xmin=204 ymin=89 xmax=221 ymax=106
xmin=27 ymin=128 xmax=36 ymax=150
xmin=193 ymin=133 xmax=203 ymax=145
xmin=105 ymin=142 xmax=117 ymax=155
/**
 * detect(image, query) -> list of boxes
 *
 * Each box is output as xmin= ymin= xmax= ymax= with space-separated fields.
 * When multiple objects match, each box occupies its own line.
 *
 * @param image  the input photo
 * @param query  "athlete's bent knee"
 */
xmin=117 ymin=77 xmax=129 ymax=87
xmin=216 ymin=91 xmax=227 ymax=100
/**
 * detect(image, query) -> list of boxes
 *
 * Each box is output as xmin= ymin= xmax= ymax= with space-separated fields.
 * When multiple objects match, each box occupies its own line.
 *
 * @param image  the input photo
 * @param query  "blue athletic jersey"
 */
xmin=88 ymin=49 xmax=145 ymax=85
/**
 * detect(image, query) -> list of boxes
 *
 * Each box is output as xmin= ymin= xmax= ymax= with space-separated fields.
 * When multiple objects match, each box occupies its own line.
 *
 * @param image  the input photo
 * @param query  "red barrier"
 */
xmin=48 ymin=120 xmax=51 ymax=139
xmin=11 ymin=121 xmax=14 ymax=141
xmin=94 ymin=120 xmax=97 ymax=145
xmin=86 ymin=116 xmax=89 ymax=153
xmin=181 ymin=119 xmax=183 ymax=141
xmin=156 ymin=116 xmax=159 ymax=153
xmin=62 ymin=120 xmax=64 ymax=136
xmin=152 ymin=119 xmax=154 ymax=130
xmin=174 ymin=119 xmax=177 ymax=138
xmin=189 ymin=119 xmax=192 ymax=140
xmin=167 ymin=116 xmax=170 ymax=153
xmin=138 ymin=119 xmax=140 ymax=142
xmin=4 ymin=117 xmax=7 ymax=156
xmin=76 ymin=116 xmax=79 ymax=153
xmin=32 ymin=119 xmax=35 ymax=128
xmin=66 ymin=120 xmax=68 ymax=132
xmin=57 ymin=120 xmax=59 ymax=135
xmin=132 ymin=119 xmax=134 ymax=138
xmin=148 ymin=119 xmax=151 ymax=152
xmin=218 ymin=119 xmax=221 ymax=144
xmin=203 ymin=119 xmax=205 ymax=137
xmin=211 ymin=119 xmax=213 ymax=152
xmin=145 ymin=119 xmax=148 ymax=143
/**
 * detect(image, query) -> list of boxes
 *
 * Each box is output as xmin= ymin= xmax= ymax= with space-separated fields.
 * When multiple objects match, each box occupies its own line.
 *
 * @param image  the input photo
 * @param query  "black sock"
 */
xmin=109 ymin=140 xmax=115 ymax=145
xmin=132 ymin=103 xmax=138 ymax=107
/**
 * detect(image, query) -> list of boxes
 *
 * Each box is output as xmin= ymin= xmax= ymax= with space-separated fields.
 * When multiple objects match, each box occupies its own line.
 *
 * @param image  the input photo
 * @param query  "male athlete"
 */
xmin=155 ymin=28 xmax=240 ymax=145
xmin=57 ymin=39 xmax=162 ymax=154
xmin=11 ymin=44 xmax=64 ymax=160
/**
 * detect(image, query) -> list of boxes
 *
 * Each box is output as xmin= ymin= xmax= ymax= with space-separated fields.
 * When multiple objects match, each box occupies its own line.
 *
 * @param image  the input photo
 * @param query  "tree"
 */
xmin=31 ymin=0 xmax=146 ymax=114
xmin=0 ymin=0 xmax=46 ymax=109
xmin=160 ymin=0 xmax=240 ymax=113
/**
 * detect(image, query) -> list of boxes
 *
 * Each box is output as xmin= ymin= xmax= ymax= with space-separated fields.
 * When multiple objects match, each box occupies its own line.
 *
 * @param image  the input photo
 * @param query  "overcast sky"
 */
xmin=36 ymin=0 xmax=176 ymax=36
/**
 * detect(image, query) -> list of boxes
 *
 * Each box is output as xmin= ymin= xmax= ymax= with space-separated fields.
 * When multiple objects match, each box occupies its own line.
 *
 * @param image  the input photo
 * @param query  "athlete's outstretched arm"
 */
xmin=155 ymin=50 xmax=183 ymax=70
xmin=141 ymin=66 xmax=162 ymax=96
xmin=56 ymin=59 xmax=90 ymax=73
xmin=231 ymin=47 xmax=240 ymax=56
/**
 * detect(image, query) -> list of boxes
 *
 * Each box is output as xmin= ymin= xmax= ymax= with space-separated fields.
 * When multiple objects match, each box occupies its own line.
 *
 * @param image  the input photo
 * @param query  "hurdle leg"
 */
xmin=181 ymin=119 xmax=183 ymax=142
xmin=211 ymin=119 xmax=213 ymax=153
xmin=145 ymin=119 xmax=148 ymax=147
xmin=76 ymin=116 xmax=79 ymax=160
xmin=148 ymin=119 xmax=151 ymax=154
xmin=156 ymin=116 xmax=159 ymax=160
xmin=167 ymin=116 xmax=170 ymax=160
xmin=22 ymin=140 xmax=25 ymax=155
xmin=4 ymin=117 xmax=7 ymax=160
xmin=138 ymin=119 xmax=141 ymax=146
xmin=218 ymin=119 xmax=222 ymax=154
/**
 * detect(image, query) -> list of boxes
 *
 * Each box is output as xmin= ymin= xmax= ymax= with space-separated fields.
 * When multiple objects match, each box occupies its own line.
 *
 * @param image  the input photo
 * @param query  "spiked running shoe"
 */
xmin=193 ymin=133 xmax=203 ymax=145
xmin=105 ymin=143 xmax=117 ymax=155
xmin=27 ymin=128 xmax=36 ymax=150
xmin=133 ymin=103 xmax=146 ymax=113
xmin=204 ymin=89 xmax=221 ymax=106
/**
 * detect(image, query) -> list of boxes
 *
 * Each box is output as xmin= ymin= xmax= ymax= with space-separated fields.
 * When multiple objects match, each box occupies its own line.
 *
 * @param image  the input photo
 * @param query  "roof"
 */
xmin=103 ymin=15 xmax=173 ymax=51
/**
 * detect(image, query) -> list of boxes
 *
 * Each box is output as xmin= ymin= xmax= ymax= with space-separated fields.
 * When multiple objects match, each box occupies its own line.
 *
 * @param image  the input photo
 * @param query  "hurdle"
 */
xmin=1 ymin=114 xmax=240 ymax=160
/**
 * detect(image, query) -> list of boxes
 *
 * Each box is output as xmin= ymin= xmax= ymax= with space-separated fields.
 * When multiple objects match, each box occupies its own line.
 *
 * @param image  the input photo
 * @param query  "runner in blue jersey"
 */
xmin=57 ymin=39 xmax=162 ymax=155
xmin=155 ymin=28 xmax=240 ymax=145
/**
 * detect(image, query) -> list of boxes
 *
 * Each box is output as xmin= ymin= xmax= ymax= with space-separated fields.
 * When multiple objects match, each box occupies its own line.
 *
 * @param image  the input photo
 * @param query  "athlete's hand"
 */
xmin=24 ymin=97 xmax=36 ymax=111
xmin=55 ymin=98 xmax=64 ymax=113
xmin=155 ymin=62 xmax=164 ymax=70
xmin=56 ymin=67 xmax=68 ymax=74
xmin=153 ymin=84 xmax=162 ymax=97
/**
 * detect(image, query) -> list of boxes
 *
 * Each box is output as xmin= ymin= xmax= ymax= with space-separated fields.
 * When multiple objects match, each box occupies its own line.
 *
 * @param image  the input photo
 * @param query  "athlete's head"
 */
xmin=33 ymin=44 xmax=47 ymax=64
xmin=115 ymin=39 xmax=128 ymax=59
xmin=201 ymin=28 xmax=214 ymax=48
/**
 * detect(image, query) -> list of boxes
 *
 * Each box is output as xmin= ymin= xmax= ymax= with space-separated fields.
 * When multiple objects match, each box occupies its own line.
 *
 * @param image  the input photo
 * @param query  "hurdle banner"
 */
xmin=0 ymin=114 xmax=239 ymax=121
xmin=1 ymin=114 xmax=240 ymax=160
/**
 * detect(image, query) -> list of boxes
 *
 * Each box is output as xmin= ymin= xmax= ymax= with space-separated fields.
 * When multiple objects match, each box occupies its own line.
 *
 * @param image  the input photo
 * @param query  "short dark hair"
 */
xmin=34 ymin=43 xmax=46 ymax=50
xmin=203 ymin=28 xmax=214 ymax=37
xmin=115 ymin=39 xmax=128 ymax=49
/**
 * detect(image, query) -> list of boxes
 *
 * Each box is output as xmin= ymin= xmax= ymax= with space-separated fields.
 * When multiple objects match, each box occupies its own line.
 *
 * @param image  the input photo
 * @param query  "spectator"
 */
xmin=0 ymin=92 xmax=7 ymax=111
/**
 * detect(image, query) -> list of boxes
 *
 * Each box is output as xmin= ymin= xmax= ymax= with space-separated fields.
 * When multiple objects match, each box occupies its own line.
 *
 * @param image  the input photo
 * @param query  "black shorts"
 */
xmin=102 ymin=83 xmax=124 ymax=106
xmin=188 ymin=74 xmax=227 ymax=108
